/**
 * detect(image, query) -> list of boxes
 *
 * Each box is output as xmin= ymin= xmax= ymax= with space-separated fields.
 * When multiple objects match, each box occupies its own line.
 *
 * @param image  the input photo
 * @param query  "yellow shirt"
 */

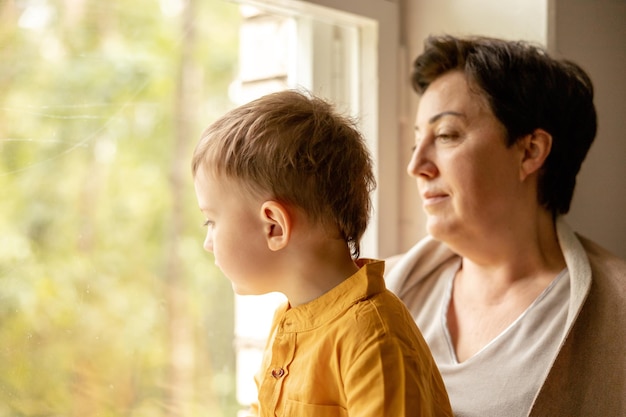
xmin=250 ymin=259 xmax=452 ymax=417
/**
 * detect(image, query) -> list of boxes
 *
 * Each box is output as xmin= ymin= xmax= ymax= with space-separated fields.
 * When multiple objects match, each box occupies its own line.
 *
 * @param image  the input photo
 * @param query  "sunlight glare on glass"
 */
xmin=17 ymin=1 xmax=54 ymax=30
xmin=159 ymin=0 xmax=185 ymax=17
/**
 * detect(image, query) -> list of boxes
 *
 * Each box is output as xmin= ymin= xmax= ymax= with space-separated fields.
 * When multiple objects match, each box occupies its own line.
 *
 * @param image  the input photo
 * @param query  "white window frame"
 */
xmin=297 ymin=0 xmax=400 ymax=259
xmin=234 ymin=0 xmax=400 ymax=259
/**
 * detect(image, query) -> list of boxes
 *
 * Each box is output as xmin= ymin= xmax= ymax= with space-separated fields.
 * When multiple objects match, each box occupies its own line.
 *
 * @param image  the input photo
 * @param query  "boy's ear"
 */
xmin=519 ymin=128 xmax=552 ymax=181
xmin=260 ymin=200 xmax=291 ymax=251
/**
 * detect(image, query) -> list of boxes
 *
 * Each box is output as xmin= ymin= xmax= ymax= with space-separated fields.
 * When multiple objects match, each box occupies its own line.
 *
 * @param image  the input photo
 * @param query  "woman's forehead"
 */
xmin=416 ymin=72 xmax=491 ymax=123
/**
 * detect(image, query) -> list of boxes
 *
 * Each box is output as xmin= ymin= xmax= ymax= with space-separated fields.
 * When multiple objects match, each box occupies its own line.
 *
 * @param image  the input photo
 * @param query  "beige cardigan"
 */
xmin=386 ymin=219 xmax=626 ymax=417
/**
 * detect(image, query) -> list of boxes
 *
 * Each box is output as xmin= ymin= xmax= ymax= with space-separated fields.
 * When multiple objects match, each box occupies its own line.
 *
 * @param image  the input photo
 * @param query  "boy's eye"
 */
xmin=203 ymin=220 xmax=214 ymax=227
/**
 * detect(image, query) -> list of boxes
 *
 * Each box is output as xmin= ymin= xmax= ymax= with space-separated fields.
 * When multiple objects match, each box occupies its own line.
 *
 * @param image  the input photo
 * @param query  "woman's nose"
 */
xmin=407 ymin=142 xmax=438 ymax=178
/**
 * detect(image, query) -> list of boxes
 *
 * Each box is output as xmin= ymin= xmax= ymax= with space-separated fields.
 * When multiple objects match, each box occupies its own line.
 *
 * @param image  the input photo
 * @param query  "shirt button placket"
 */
xmin=271 ymin=322 xmax=287 ymax=380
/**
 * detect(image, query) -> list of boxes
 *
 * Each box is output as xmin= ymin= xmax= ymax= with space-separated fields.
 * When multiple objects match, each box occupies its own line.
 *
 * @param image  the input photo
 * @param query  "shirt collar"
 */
xmin=276 ymin=259 xmax=385 ymax=332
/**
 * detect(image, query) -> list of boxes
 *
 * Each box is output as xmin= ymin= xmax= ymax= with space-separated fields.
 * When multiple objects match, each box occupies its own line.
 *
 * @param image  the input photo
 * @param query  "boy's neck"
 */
xmin=282 ymin=238 xmax=359 ymax=307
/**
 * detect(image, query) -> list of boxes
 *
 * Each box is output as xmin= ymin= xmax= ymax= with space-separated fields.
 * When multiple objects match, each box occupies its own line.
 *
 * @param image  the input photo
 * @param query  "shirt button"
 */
xmin=271 ymin=368 xmax=285 ymax=379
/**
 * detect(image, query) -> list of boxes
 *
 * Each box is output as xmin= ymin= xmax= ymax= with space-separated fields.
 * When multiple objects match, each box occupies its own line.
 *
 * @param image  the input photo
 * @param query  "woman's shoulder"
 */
xmin=578 ymin=233 xmax=626 ymax=266
xmin=577 ymin=233 xmax=626 ymax=297
xmin=384 ymin=253 xmax=405 ymax=273
xmin=384 ymin=236 xmax=457 ymax=293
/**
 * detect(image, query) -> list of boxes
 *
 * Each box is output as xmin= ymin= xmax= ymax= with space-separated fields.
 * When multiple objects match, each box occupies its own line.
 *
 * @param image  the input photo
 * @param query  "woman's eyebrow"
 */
xmin=415 ymin=111 xmax=466 ymax=131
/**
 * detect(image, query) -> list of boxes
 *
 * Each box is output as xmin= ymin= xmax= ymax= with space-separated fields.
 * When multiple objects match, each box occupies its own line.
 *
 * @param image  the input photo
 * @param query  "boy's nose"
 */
xmin=203 ymin=234 xmax=214 ymax=252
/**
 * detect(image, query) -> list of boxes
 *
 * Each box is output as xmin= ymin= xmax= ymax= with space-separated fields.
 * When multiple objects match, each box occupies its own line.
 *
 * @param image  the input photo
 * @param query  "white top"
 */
xmin=408 ymin=258 xmax=570 ymax=417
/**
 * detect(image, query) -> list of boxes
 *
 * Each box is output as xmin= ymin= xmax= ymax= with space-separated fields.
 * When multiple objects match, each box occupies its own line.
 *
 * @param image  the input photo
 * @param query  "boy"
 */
xmin=192 ymin=90 xmax=452 ymax=416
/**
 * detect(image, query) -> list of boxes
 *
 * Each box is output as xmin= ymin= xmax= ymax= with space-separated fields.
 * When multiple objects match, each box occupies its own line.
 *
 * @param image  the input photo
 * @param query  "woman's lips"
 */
xmin=422 ymin=191 xmax=449 ymax=207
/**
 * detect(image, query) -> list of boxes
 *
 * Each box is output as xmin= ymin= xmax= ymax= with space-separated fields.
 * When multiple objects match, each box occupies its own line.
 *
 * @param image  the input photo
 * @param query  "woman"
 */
xmin=386 ymin=35 xmax=626 ymax=417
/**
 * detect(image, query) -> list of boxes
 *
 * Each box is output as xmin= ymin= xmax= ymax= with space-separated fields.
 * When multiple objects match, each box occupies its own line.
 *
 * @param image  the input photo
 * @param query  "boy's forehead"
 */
xmin=195 ymin=168 xmax=227 ymax=194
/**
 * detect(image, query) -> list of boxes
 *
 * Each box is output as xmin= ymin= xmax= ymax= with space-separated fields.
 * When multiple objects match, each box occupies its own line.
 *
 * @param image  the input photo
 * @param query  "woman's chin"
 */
xmin=426 ymin=218 xmax=455 ymax=242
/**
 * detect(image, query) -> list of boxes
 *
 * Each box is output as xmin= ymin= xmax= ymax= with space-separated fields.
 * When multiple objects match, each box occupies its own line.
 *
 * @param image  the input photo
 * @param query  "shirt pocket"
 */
xmin=284 ymin=400 xmax=348 ymax=417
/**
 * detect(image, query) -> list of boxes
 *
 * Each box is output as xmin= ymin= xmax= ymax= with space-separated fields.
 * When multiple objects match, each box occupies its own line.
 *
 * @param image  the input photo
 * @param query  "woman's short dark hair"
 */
xmin=412 ymin=35 xmax=597 ymax=215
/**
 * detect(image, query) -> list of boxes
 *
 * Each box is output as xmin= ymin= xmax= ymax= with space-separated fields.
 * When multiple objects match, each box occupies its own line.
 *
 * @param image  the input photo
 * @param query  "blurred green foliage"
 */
xmin=0 ymin=0 xmax=241 ymax=415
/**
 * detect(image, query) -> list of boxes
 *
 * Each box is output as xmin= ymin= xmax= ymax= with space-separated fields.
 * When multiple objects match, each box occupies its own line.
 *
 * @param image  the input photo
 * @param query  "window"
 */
xmin=0 ymin=0 xmax=398 ymax=415
xmin=1 ymin=0 xmax=241 ymax=415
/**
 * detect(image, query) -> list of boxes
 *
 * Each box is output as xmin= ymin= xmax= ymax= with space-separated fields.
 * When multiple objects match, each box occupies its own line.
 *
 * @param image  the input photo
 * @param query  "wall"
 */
xmin=553 ymin=0 xmax=626 ymax=259
xmin=398 ymin=0 xmax=626 ymax=259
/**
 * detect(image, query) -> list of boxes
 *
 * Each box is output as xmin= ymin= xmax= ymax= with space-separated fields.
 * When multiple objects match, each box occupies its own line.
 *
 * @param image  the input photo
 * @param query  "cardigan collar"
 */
xmin=385 ymin=217 xmax=592 ymax=328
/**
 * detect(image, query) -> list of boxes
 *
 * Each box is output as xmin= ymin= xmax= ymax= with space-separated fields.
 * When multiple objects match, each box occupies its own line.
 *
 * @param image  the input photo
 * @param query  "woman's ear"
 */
xmin=519 ymin=128 xmax=552 ymax=181
xmin=260 ymin=200 xmax=291 ymax=251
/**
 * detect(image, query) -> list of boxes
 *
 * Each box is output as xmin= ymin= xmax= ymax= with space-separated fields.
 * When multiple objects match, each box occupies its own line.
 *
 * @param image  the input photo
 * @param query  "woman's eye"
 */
xmin=436 ymin=132 xmax=458 ymax=142
xmin=202 ymin=220 xmax=214 ymax=227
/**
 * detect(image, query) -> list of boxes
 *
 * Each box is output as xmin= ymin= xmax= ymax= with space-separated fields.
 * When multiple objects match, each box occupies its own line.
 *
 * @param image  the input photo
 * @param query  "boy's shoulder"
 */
xmin=344 ymin=285 xmax=423 ymax=336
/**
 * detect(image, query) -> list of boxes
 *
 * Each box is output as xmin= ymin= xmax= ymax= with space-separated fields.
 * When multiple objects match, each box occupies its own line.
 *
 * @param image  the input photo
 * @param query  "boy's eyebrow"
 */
xmin=415 ymin=111 xmax=465 ymax=131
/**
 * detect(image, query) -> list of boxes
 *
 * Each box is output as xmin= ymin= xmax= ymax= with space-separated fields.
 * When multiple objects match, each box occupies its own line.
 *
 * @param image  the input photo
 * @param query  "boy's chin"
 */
xmin=231 ymin=283 xmax=268 ymax=297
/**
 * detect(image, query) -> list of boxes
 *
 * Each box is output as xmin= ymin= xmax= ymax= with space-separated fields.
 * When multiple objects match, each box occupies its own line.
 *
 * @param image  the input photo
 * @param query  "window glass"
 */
xmin=0 ymin=0 xmax=241 ymax=415
xmin=1 ymin=0 xmax=395 ymax=415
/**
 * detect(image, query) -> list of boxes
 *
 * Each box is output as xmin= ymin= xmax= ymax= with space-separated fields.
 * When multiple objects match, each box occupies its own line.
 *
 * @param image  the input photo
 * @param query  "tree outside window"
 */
xmin=0 ymin=0 xmax=240 ymax=415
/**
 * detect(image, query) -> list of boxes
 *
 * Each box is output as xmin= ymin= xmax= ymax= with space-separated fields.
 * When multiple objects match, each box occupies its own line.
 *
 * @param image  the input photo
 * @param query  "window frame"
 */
xmin=234 ymin=0 xmax=401 ymax=259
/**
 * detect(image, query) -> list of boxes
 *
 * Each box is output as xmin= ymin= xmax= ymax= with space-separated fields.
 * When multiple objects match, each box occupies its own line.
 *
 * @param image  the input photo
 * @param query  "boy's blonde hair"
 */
xmin=191 ymin=90 xmax=375 ymax=258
